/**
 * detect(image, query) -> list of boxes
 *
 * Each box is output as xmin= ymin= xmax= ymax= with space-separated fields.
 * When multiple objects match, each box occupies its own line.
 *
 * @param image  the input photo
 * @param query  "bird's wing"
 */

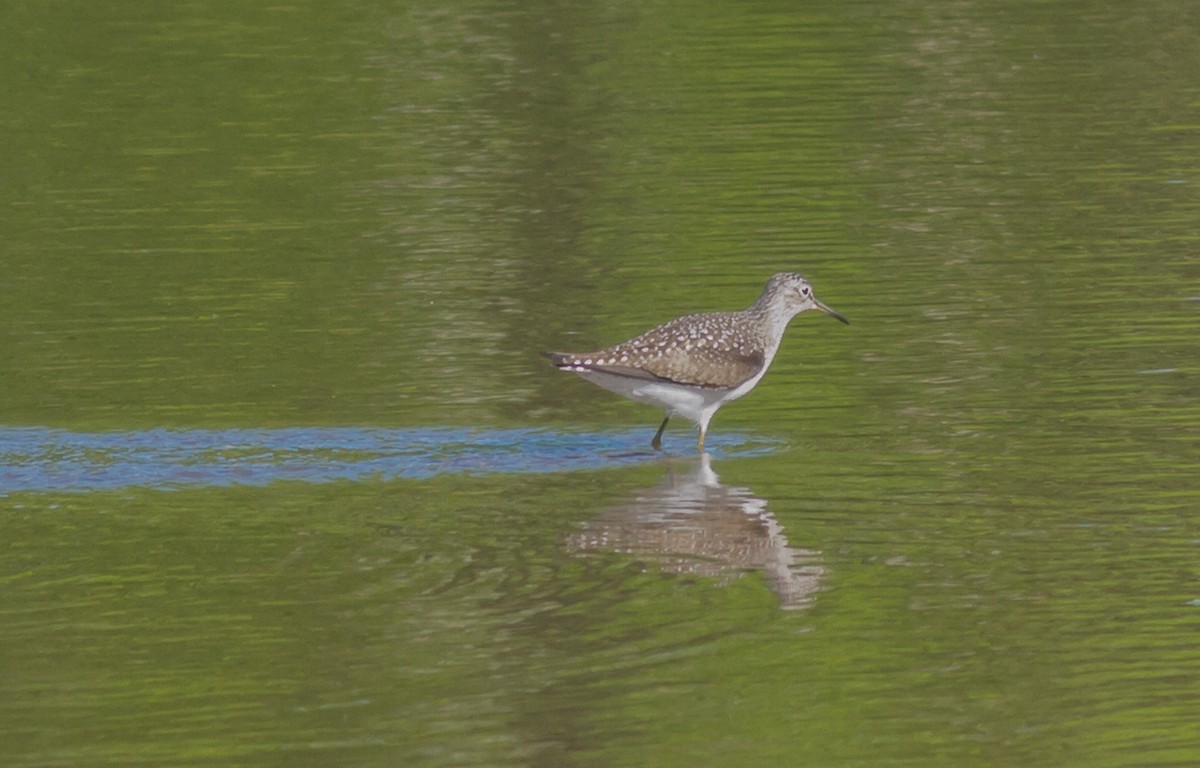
xmin=543 ymin=312 xmax=766 ymax=389
xmin=637 ymin=345 xmax=763 ymax=388
xmin=543 ymin=351 xmax=666 ymax=382
xmin=543 ymin=346 xmax=762 ymax=389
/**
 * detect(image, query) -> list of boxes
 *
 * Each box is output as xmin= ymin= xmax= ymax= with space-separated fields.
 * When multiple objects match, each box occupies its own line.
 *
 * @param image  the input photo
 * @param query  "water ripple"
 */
xmin=0 ymin=427 xmax=778 ymax=494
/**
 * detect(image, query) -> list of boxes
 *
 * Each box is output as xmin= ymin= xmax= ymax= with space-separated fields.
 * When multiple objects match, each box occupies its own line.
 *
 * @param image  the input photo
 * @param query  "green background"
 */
xmin=2 ymin=1 xmax=1198 ymax=765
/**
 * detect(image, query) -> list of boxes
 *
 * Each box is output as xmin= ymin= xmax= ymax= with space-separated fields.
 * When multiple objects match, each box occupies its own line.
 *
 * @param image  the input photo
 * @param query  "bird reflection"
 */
xmin=567 ymin=453 xmax=823 ymax=609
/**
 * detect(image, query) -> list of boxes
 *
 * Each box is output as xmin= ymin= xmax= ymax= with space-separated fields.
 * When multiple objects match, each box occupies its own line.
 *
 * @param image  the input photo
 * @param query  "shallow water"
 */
xmin=0 ymin=426 xmax=777 ymax=493
xmin=3 ymin=1 xmax=1199 ymax=766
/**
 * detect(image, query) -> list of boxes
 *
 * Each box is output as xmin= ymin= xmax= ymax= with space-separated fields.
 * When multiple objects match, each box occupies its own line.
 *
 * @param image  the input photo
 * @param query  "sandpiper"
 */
xmin=544 ymin=272 xmax=848 ymax=452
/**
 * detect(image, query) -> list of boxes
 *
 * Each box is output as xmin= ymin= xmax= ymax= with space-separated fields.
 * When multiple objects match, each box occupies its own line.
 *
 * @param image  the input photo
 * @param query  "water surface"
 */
xmin=2 ymin=1 xmax=1198 ymax=766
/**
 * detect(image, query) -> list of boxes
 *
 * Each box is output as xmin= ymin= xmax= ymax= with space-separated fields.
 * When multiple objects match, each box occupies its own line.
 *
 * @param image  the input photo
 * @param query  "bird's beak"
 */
xmin=814 ymin=299 xmax=849 ymax=325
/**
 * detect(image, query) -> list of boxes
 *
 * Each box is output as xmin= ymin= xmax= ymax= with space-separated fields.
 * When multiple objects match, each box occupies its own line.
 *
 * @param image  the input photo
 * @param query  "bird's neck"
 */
xmin=747 ymin=297 xmax=798 ymax=343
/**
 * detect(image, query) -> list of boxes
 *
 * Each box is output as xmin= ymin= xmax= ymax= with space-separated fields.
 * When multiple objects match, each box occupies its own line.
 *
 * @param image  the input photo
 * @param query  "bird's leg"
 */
xmin=697 ymin=428 xmax=705 ymax=454
xmin=651 ymin=415 xmax=669 ymax=450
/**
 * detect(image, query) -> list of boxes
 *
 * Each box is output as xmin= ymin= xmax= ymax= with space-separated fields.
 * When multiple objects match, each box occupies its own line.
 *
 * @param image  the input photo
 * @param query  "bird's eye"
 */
xmin=802 ymin=286 xmax=811 ymax=296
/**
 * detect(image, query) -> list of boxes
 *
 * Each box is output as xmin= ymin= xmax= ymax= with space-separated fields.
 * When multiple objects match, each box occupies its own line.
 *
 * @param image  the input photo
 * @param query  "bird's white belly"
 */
xmin=576 ymin=370 xmax=748 ymax=426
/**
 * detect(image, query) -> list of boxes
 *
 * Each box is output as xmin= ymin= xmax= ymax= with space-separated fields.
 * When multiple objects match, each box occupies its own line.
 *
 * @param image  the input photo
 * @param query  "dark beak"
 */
xmin=814 ymin=299 xmax=849 ymax=325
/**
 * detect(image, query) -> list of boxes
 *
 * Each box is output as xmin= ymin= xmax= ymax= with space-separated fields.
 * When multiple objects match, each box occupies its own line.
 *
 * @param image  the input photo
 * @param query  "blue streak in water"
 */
xmin=0 ymin=427 xmax=775 ymax=494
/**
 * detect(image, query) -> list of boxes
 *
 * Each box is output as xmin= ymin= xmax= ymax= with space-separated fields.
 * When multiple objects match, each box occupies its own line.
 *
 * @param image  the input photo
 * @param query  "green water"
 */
xmin=3 ymin=1 xmax=1199 ymax=766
